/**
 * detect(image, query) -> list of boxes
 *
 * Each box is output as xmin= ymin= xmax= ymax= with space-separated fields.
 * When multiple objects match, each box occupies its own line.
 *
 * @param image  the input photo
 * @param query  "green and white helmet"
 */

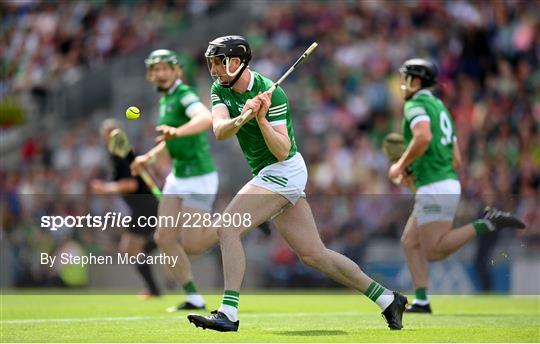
xmin=144 ymin=49 xmax=180 ymax=68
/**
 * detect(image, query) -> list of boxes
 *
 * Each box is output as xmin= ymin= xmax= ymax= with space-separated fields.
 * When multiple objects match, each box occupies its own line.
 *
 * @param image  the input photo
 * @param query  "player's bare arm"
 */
xmin=212 ymin=105 xmax=240 ymax=140
xmin=212 ymin=97 xmax=260 ymax=140
xmin=389 ymin=121 xmax=432 ymax=180
xmin=156 ymin=104 xmax=213 ymax=142
xmin=90 ymin=178 xmax=138 ymax=194
xmin=453 ymin=138 xmax=462 ymax=170
xmin=255 ymin=92 xmax=291 ymax=161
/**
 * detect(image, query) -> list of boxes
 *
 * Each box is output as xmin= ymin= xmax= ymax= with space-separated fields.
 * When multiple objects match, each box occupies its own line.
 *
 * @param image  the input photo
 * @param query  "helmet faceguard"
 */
xmin=205 ymin=35 xmax=252 ymax=88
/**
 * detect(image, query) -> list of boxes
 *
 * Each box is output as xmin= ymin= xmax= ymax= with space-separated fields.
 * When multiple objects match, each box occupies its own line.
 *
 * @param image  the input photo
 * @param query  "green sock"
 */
xmin=415 ymin=288 xmax=427 ymax=301
xmin=473 ymin=220 xmax=490 ymax=236
xmin=364 ymin=281 xmax=394 ymax=310
xmin=364 ymin=281 xmax=386 ymax=302
xmin=182 ymin=281 xmax=198 ymax=295
xmin=221 ymin=290 xmax=239 ymax=308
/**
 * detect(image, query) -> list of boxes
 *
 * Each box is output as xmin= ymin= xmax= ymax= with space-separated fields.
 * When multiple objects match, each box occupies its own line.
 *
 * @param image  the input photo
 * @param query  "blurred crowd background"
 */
xmin=1 ymin=0 xmax=539 ymax=292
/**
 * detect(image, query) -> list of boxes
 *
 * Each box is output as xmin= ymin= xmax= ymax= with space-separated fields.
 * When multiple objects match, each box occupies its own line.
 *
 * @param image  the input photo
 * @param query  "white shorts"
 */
xmin=414 ymin=179 xmax=461 ymax=226
xmin=162 ymin=171 xmax=218 ymax=212
xmin=249 ymin=153 xmax=307 ymax=205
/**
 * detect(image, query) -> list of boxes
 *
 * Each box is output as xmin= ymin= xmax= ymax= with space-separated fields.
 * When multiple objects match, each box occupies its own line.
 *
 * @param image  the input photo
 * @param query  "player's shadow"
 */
xmin=274 ymin=330 xmax=348 ymax=336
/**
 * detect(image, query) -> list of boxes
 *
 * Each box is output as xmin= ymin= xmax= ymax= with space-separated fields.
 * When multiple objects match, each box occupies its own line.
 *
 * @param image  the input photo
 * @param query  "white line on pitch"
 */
xmin=0 ymin=312 xmax=358 ymax=325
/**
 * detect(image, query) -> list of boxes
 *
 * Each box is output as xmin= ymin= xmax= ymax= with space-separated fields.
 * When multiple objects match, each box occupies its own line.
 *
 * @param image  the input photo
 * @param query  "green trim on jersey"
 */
xmin=261 ymin=175 xmax=288 ymax=187
xmin=402 ymin=90 xmax=458 ymax=188
xmin=211 ymin=71 xmax=298 ymax=175
xmin=158 ymin=80 xmax=215 ymax=178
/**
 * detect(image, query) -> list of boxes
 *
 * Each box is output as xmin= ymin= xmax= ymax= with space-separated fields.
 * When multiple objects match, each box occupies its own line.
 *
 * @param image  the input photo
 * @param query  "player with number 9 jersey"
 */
xmin=402 ymin=89 xmax=458 ymax=188
xmin=390 ymin=58 xmax=525 ymax=315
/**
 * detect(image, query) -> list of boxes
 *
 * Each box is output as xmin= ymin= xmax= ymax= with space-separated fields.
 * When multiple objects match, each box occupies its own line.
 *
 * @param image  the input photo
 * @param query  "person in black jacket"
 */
xmin=90 ymin=118 xmax=161 ymax=298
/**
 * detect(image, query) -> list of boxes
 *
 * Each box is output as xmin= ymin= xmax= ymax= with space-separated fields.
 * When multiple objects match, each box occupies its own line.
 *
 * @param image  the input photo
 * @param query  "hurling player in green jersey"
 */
xmin=187 ymin=36 xmax=407 ymax=332
xmin=389 ymin=58 xmax=525 ymax=313
xmin=130 ymin=49 xmax=219 ymax=311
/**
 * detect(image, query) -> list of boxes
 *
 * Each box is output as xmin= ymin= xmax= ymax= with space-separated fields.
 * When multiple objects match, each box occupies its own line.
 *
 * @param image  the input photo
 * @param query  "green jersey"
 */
xmin=210 ymin=71 xmax=297 ymax=175
xmin=402 ymin=89 xmax=458 ymax=188
xmin=158 ymin=79 xmax=215 ymax=178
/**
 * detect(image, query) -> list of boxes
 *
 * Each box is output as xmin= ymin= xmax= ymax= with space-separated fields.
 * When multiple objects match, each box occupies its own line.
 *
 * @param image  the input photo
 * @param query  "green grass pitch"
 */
xmin=1 ymin=292 xmax=539 ymax=342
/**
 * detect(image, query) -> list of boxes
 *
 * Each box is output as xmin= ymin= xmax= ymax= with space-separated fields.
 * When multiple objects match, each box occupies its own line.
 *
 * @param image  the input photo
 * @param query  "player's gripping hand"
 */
xmin=388 ymin=162 xmax=416 ymax=191
xmin=130 ymin=155 xmax=150 ymax=176
xmin=155 ymin=125 xmax=178 ymax=142
xmin=382 ymin=132 xmax=415 ymax=189
xmin=240 ymin=96 xmax=262 ymax=123
xmin=254 ymin=91 xmax=272 ymax=122
xmin=388 ymin=162 xmax=405 ymax=183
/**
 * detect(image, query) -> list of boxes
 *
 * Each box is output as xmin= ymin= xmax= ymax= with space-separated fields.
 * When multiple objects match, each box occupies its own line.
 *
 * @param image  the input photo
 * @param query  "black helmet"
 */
xmin=205 ymin=35 xmax=252 ymax=88
xmin=399 ymin=58 xmax=438 ymax=87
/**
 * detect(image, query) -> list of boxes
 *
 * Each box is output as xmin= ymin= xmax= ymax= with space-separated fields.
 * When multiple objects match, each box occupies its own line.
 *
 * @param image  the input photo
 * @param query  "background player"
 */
xmin=90 ymin=118 xmax=161 ymax=299
xmin=130 ymin=49 xmax=219 ymax=311
xmin=187 ymin=35 xmax=407 ymax=332
xmin=388 ymin=58 xmax=526 ymax=313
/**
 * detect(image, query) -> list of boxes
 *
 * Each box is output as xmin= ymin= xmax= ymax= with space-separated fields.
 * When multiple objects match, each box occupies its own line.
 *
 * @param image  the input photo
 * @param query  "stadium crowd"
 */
xmin=1 ymin=1 xmax=539 ymax=288
xmin=1 ymin=0 xmax=224 ymax=97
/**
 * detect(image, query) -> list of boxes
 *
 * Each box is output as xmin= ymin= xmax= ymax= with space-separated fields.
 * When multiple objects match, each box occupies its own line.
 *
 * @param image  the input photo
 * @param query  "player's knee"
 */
xmin=119 ymin=243 xmax=130 ymax=255
xmin=425 ymin=248 xmax=448 ymax=262
xmin=183 ymin=245 xmax=200 ymax=256
xmin=121 ymin=246 xmax=138 ymax=256
xmin=183 ymin=240 xmax=207 ymax=256
xmin=119 ymin=240 xmax=139 ymax=256
xmin=298 ymin=250 xmax=326 ymax=269
xmin=401 ymin=234 xmax=419 ymax=252
xmin=154 ymin=230 xmax=173 ymax=249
